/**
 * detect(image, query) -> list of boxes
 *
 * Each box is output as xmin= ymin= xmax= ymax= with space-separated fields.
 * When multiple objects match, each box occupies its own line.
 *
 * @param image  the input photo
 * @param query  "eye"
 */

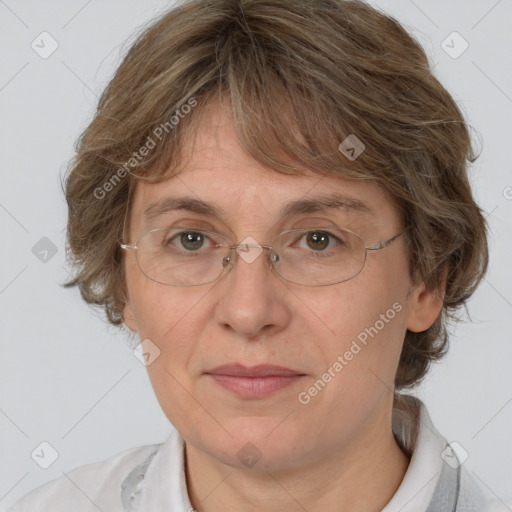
xmin=164 ymin=230 xmax=214 ymax=252
xmin=303 ymin=231 xmax=330 ymax=251
xmin=297 ymin=230 xmax=345 ymax=252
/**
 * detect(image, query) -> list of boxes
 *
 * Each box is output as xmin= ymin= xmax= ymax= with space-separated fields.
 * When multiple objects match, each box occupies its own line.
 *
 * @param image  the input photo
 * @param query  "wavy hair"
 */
xmin=64 ymin=0 xmax=487 ymax=391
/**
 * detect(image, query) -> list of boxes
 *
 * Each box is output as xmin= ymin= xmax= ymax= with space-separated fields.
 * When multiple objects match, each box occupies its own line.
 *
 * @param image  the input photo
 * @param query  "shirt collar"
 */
xmin=382 ymin=395 xmax=449 ymax=511
xmin=133 ymin=429 xmax=193 ymax=511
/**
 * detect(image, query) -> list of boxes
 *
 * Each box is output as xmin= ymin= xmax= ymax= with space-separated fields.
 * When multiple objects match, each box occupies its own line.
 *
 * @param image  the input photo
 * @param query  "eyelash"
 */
xmin=164 ymin=229 xmax=345 ymax=254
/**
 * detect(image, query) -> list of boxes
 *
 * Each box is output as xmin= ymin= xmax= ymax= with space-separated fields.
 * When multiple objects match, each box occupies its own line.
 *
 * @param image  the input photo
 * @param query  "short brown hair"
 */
xmin=64 ymin=0 xmax=488 ymax=391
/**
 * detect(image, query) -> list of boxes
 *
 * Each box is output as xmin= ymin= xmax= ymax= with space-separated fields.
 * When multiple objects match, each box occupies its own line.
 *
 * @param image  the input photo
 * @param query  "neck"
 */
xmin=184 ymin=399 xmax=410 ymax=512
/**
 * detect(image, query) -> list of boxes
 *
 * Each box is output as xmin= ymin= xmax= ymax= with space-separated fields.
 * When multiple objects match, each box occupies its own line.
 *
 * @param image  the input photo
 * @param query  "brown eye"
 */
xmin=305 ymin=231 xmax=330 ymax=251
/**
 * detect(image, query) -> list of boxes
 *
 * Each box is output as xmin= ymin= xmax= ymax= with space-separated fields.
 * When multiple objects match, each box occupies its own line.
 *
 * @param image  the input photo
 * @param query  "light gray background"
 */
xmin=1 ymin=0 xmax=511 ymax=509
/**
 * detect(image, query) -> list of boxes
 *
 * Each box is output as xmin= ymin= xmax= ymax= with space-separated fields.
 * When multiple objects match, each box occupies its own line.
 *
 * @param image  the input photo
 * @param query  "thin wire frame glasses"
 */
xmin=120 ymin=225 xmax=410 ymax=287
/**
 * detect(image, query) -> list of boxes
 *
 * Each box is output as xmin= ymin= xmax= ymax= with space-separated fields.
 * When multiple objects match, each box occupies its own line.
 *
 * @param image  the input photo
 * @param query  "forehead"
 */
xmin=129 ymin=102 xmax=399 ymax=231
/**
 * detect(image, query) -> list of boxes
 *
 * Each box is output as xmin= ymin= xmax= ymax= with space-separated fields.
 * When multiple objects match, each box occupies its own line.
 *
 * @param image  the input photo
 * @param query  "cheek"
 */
xmin=128 ymin=276 xmax=233 ymax=367
xmin=126 ymin=253 xmax=190 ymax=337
xmin=304 ymin=268 xmax=408 ymax=382
xmin=132 ymin=286 xmax=204 ymax=347
xmin=305 ymin=283 xmax=404 ymax=344
xmin=129 ymin=282 xmax=211 ymax=425
xmin=299 ymin=287 xmax=407 ymax=418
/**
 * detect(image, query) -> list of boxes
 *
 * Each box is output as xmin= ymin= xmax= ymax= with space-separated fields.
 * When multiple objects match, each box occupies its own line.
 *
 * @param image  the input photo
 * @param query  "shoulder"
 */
xmin=7 ymin=443 xmax=161 ymax=512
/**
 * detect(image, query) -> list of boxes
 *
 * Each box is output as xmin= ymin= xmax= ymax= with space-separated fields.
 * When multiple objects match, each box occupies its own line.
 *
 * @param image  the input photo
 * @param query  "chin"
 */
xmin=193 ymin=419 xmax=308 ymax=469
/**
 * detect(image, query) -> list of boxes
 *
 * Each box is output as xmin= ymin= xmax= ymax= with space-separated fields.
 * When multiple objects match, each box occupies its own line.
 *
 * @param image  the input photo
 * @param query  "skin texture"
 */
xmin=123 ymin=101 xmax=444 ymax=512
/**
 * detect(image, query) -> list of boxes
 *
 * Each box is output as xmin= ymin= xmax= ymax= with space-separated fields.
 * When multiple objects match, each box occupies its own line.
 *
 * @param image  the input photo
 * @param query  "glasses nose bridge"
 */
xmin=224 ymin=242 xmax=276 ymax=272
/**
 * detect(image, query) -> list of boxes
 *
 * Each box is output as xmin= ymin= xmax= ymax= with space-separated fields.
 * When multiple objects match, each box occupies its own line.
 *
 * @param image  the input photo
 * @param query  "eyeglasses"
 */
xmin=120 ymin=225 xmax=409 ymax=287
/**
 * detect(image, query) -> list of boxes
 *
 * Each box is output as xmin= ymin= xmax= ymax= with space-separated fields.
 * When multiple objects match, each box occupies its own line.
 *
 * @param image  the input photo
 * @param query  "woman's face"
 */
xmin=123 ymin=102 xmax=441 ymax=471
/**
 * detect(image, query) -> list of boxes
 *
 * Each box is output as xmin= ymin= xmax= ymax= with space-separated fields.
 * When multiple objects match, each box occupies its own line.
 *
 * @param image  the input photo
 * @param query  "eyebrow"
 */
xmin=143 ymin=192 xmax=374 ymax=220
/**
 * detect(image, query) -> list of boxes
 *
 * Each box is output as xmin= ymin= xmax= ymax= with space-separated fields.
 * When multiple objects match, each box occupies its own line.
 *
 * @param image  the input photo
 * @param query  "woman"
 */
xmin=9 ymin=0 xmax=509 ymax=510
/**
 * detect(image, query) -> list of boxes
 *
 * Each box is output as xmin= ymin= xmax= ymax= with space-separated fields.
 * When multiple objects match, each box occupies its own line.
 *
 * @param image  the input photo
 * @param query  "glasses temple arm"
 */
xmin=365 ymin=226 xmax=410 ymax=251
xmin=119 ymin=242 xmax=137 ymax=251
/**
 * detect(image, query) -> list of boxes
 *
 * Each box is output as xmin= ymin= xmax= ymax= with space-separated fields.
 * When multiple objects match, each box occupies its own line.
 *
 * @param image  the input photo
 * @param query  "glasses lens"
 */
xmin=136 ymin=228 xmax=228 ymax=286
xmin=133 ymin=227 xmax=366 ymax=287
xmin=271 ymin=227 xmax=366 ymax=286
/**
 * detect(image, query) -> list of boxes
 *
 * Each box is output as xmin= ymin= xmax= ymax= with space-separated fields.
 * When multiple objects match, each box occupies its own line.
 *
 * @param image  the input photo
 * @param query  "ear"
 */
xmin=406 ymin=265 xmax=447 ymax=333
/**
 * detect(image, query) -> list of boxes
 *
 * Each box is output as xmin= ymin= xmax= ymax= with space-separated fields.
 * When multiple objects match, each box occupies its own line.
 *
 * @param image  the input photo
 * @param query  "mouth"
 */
xmin=205 ymin=364 xmax=307 ymax=399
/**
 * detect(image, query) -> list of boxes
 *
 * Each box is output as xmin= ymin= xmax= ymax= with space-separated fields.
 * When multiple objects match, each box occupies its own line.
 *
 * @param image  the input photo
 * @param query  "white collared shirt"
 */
xmin=7 ymin=397 xmax=510 ymax=511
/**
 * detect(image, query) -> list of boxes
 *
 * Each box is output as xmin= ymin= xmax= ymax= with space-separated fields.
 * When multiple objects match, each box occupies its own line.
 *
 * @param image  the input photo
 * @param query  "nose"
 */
xmin=213 ymin=241 xmax=291 ymax=339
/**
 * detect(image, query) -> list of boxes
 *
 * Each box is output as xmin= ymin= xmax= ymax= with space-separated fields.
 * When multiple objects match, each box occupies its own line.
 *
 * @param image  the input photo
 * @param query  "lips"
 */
xmin=205 ymin=364 xmax=306 ymax=398
xmin=206 ymin=364 xmax=305 ymax=378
